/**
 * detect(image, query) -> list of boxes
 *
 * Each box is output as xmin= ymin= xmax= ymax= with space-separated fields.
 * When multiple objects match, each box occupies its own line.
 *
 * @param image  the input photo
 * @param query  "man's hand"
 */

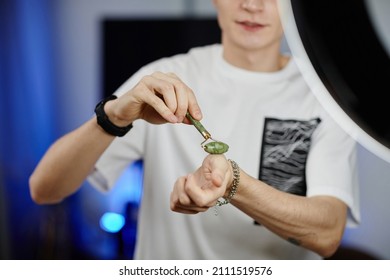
xmin=104 ymin=72 xmax=202 ymax=127
xmin=170 ymin=154 xmax=233 ymax=214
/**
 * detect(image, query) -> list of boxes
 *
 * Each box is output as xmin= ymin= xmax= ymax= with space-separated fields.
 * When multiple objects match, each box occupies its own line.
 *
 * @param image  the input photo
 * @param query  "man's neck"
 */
xmin=222 ymin=43 xmax=289 ymax=72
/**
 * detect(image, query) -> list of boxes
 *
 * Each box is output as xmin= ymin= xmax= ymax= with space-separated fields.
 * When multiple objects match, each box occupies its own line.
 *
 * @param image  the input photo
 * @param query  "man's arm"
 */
xmin=170 ymin=154 xmax=347 ymax=258
xmin=29 ymin=117 xmax=115 ymax=204
xmin=232 ymin=170 xmax=347 ymax=258
xmin=30 ymin=72 xmax=202 ymax=204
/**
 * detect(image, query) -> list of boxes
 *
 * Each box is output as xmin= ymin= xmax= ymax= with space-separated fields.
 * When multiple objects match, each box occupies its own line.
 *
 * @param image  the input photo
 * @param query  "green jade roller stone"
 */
xmin=186 ymin=112 xmax=229 ymax=154
xmin=203 ymin=141 xmax=229 ymax=154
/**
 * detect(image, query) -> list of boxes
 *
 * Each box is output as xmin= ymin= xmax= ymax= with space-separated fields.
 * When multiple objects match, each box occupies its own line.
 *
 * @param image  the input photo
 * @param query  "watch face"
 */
xmin=280 ymin=0 xmax=390 ymax=162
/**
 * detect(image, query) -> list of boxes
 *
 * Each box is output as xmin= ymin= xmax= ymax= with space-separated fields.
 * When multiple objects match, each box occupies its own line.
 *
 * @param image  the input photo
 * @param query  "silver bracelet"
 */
xmin=216 ymin=159 xmax=240 ymax=206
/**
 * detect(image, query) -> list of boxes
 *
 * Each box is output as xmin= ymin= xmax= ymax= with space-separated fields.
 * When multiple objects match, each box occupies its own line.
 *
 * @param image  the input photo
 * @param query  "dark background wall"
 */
xmin=0 ymin=0 xmax=388 ymax=260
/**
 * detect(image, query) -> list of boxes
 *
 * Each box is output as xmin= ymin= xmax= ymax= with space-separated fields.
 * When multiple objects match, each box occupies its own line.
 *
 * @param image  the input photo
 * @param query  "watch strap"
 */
xmin=94 ymin=95 xmax=133 ymax=137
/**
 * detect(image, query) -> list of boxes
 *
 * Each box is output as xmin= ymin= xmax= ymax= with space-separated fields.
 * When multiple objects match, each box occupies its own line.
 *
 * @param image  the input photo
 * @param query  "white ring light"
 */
xmin=278 ymin=0 xmax=390 ymax=163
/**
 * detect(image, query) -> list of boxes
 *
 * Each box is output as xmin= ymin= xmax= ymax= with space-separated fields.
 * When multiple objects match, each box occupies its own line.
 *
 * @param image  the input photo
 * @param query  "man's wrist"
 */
xmin=216 ymin=159 xmax=240 ymax=206
xmin=94 ymin=95 xmax=133 ymax=137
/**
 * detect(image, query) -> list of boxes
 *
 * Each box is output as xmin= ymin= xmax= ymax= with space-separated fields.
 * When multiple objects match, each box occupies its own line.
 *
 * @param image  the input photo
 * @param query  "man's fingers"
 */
xmin=170 ymin=175 xmax=211 ymax=213
xmin=184 ymin=173 xmax=222 ymax=207
xmin=151 ymin=72 xmax=198 ymax=123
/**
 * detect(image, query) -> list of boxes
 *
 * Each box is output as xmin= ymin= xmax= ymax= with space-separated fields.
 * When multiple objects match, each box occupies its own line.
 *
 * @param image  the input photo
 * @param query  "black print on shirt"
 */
xmin=254 ymin=117 xmax=321 ymax=225
xmin=259 ymin=117 xmax=321 ymax=195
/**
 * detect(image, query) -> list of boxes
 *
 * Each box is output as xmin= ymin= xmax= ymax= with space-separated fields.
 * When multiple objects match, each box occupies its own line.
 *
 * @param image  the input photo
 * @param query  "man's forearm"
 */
xmin=29 ymin=117 xmax=115 ymax=204
xmin=231 ymin=170 xmax=347 ymax=257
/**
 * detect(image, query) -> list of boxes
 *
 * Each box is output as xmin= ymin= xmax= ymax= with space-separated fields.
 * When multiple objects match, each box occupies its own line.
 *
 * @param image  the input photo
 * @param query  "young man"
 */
xmin=29 ymin=0 xmax=360 ymax=259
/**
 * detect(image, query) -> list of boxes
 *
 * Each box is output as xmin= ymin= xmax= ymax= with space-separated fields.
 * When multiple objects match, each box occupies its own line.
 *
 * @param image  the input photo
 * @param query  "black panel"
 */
xmin=102 ymin=18 xmax=221 ymax=98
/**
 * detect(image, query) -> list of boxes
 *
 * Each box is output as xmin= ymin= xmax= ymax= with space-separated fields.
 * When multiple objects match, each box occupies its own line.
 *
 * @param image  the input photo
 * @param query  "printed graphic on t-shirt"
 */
xmin=254 ymin=117 xmax=321 ymax=226
xmin=259 ymin=117 xmax=321 ymax=196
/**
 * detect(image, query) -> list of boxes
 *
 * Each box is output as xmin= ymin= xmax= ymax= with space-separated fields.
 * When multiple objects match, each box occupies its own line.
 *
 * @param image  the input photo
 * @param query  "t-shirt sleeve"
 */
xmin=86 ymin=66 xmax=152 ymax=192
xmin=87 ymin=120 xmax=145 ymax=192
xmin=306 ymin=113 xmax=360 ymax=227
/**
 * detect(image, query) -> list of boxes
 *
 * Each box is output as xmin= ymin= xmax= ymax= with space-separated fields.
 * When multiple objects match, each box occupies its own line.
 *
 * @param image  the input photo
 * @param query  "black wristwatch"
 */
xmin=94 ymin=95 xmax=133 ymax=137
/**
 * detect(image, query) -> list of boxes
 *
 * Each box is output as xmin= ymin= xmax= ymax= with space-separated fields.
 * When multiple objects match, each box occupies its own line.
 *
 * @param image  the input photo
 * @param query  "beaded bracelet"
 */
xmin=215 ymin=159 xmax=240 ymax=206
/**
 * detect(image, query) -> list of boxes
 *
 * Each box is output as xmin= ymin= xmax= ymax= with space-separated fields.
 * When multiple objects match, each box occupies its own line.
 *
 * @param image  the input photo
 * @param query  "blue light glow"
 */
xmin=99 ymin=212 xmax=125 ymax=233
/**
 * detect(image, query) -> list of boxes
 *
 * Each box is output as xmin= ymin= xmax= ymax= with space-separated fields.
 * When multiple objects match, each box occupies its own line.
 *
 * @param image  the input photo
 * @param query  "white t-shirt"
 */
xmin=88 ymin=44 xmax=360 ymax=260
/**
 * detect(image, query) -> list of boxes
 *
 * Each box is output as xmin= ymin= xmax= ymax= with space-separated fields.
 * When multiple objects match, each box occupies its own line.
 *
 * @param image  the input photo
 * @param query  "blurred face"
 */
xmin=213 ymin=0 xmax=284 ymax=52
